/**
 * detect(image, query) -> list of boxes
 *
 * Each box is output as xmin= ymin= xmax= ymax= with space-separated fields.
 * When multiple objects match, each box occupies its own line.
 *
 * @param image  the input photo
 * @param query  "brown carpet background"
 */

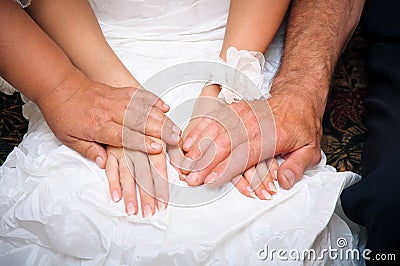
xmin=0 ymin=28 xmax=368 ymax=174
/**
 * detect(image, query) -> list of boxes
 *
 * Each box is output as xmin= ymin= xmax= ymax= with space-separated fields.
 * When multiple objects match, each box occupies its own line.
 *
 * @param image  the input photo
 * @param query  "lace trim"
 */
xmin=205 ymin=47 xmax=267 ymax=104
xmin=15 ymin=0 xmax=32 ymax=8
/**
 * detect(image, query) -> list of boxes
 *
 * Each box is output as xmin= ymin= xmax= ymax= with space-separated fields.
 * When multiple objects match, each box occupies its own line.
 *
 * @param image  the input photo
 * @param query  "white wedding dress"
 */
xmin=0 ymin=0 xmax=364 ymax=265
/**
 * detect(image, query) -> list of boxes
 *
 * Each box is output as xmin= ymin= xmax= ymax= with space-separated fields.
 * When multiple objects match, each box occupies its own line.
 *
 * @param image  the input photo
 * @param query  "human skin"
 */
xmin=0 ymin=0 xmax=180 ymax=169
xmin=172 ymin=0 xmax=290 ymax=200
xmin=182 ymin=0 xmax=365 ymax=190
xmin=20 ymin=0 xmax=175 ymax=217
xmin=24 ymin=0 xmax=288 ymax=214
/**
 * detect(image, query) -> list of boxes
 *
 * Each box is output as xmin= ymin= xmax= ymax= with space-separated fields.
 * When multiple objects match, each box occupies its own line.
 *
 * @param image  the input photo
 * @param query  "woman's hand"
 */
xmin=232 ymin=158 xmax=278 ymax=199
xmin=170 ymin=84 xmax=225 ymax=179
xmin=37 ymin=70 xmax=181 ymax=168
xmin=105 ymin=137 xmax=169 ymax=217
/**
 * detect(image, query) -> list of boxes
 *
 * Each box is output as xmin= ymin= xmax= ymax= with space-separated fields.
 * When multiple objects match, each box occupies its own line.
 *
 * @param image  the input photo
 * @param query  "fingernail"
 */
xmin=268 ymin=182 xmax=277 ymax=194
xmin=180 ymin=158 xmax=193 ymax=172
xmin=183 ymin=137 xmax=193 ymax=150
xmin=150 ymin=142 xmax=162 ymax=150
xmin=205 ymin=172 xmax=218 ymax=184
xmin=112 ymin=190 xmax=120 ymax=202
xmin=247 ymin=186 xmax=256 ymax=198
xmin=144 ymin=204 xmax=153 ymax=218
xmin=95 ymin=156 xmax=104 ymax=168
xmin=187 ymin=172 xmax=198 ymax=183
xmin=262 ymin=189 xmax=272 ymax=200
xmin=283 ymin=169 xmax=296 ymax=187
xmin=127 ymin=202 xmax=136 ymax=216
xmin=172 ymin=125 xmax=181 ymax=135
xmin=163 ymin=102 xmax=169 ymax=110
xmin=273 ymin=170 xmax=278 ymax=180
xmin=171 ymin=133 xmax=180 ymax=143
xmin=157 ymin=199 xmax=166 ymax=211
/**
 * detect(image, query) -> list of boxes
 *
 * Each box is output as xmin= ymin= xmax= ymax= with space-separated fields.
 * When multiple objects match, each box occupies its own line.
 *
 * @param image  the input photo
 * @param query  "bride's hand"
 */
xmin=105 ymin=138 xmax=168 ymax=217
xmin=172 ymin=85 xmax=224 ymax=180
xmin=231 ymin=158 xmax=279 ymax=200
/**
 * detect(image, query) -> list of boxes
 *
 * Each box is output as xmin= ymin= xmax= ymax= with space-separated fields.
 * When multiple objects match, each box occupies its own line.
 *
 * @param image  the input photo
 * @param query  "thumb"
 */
xmin=68 ymin=139 xmax=108 ymax=169
xmin=277 ymin=146 xmax=321 ymax=190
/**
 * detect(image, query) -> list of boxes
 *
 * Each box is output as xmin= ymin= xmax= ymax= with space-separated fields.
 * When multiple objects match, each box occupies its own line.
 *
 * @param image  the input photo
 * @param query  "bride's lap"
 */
xmin=0 ymin=147 xmax=358 ymax=264
xmin=0 ymin=106 xmax=360 ymax=264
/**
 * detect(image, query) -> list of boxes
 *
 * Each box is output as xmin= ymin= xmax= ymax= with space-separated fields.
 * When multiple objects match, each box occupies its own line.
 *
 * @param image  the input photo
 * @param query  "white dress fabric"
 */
xmin=0 ymin=0 xmax=364 ymax=265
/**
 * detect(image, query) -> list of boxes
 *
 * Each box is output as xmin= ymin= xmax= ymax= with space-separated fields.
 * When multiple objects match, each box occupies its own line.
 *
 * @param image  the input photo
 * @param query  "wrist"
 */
xmin=200 ymin=84 xmax=221 ymax=98
xmin=36 ymin=68 xmax=87 ymax=111
xmin=269 ymin=73 xmax=329 ymax=121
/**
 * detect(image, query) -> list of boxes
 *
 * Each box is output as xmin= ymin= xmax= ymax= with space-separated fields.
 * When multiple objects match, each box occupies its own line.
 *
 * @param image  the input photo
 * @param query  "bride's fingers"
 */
xmin=256 ymin=159 xmax=277 ymax=195
xmin=132 ymin=151 xmax=156 ymax=218
xmin=268 ymin=158 xmax=279 ymax=181
xmin=149 ymin=141 xmax=169 ymax=211
xmin=244 ymin=166 xmax=272 ymax=200
xmin=119 ymin=155 xmax=138 ymax=216
xmin=182 ymin=117 xmax=213 ymax=152
xmin=105 ymin=149 xmax=122 ymax=202
xmin=167 ymin=144 xmax=188 ymax=180
xmin=230 ymin=175 xmax=253 ymax=198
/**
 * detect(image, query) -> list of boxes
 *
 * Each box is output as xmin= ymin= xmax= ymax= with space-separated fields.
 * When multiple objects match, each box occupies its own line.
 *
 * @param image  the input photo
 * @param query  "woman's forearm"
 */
xmin=201 ymin=0 xmax=290 ymax=98
xmin=26 ymin=0 xmax=138 ymax=88
xmin=0 ymin=0 xmax=77 ymax=103
xmin=220 ymin=0 xmax=290 ymax=59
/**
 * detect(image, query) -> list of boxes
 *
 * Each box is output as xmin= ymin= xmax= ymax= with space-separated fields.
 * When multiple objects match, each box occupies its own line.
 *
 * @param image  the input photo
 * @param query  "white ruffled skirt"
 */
xmin=0 ymin=23 xmax=364 ymax=265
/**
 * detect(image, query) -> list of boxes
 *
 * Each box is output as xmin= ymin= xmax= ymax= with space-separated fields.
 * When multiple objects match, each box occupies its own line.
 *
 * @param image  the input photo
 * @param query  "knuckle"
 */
xmin=109 ymin=130 xmax=123 ymax=144
xmin=120 ymin=166 xmax=133 ymax=180
xmin=113 ymin=128 xmax=123 ymax=144
xmin=151 ymin=159 xmax=167 ymax=173
xmin=132 ymin=113 xmax=145 ymax=129
xmin=79 ymin=144 xmax=95 ymax=159
xmin=150 ymin=108 xmax=165 ymax=121
xmin=139 ymin=191 xmax=154 ymax=202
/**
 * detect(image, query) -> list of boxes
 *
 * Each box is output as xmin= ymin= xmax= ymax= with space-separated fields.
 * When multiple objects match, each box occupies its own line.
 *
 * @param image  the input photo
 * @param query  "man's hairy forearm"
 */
xmin=271 ymin=0 xmax=365 ymax=115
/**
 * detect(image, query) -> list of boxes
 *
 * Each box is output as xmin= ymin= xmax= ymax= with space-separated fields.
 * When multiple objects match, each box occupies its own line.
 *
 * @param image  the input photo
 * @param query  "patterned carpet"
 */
xmin=321 ymin=28 xmax=368 ymax=174
xmin=0 ymin=29 xmax=368 ymax=174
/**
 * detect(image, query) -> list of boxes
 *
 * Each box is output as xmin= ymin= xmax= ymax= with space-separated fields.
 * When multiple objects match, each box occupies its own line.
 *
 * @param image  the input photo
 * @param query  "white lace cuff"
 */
xmin=15 ymin=0 xmax=32 ymax=8
xmin=207 ymin=47 xmax=267 ymax=104
xmin=0 ymin=77 xmax=18 ymax=95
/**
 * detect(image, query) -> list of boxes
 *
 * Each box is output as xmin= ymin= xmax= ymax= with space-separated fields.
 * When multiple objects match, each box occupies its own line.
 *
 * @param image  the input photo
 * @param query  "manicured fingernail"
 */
xmin=150 ymin=142 xmax=162 ymax=150
xmin=268 ymin=182 xmax=277 ymax=193
xmin=172 ymin=125 xmax=181 ymax=135
xmin=273 ymin=170 xmax=278 ymax=180
xmin=262 ymin=189 xmax=272 ymax=200
xmin=112 ymin=190 xmax=120 ymax=202
xmin=180 ymin=158 xmax=193 ymax=172
xmin=171 ymin=133 xmax=180 ymax=143
xmin=283 ymin=169 xmax=296 ymax=187
xmin=157 ymin=199 xmax=166 ymax=211
xmin=205 ymin=172 xmax=218 ymax=184
xmin=187 ymin=172 xmax=198 ymax=183
xmin=127 ymin=202 xmax=136 ymax=216
xmin=143 ymin=204 xmax=153 ymax=218
xmin=95 ymin=156 xmax=104 ymax=168
xmin=163 ymin=102 xmax=169 ymax=110
xmin=183 ymin=137 xmax=193 ymax=150
xmin=247 ymin=186 xmax=256 ymax=198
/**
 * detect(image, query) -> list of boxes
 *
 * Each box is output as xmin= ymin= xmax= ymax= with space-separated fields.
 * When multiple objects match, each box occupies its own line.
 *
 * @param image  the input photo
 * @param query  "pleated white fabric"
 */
xmin=0 ymin=1 xmax=364 ymax=265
